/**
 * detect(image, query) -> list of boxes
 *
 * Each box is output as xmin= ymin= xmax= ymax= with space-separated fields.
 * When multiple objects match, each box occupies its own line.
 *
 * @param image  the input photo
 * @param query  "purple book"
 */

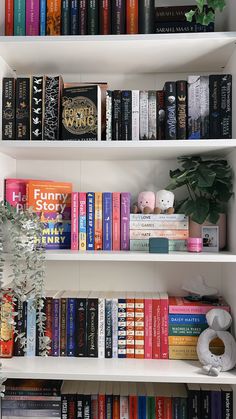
xmin=79 ymin=0 xmax=87 ymax=35
xmin=112 ymin=0 xmax=125 ymax=34
xmin=103 ymin=193 xmax=112 ymax=250
xmin=26 ymin=0 xmax=40 ymax=35
xmin=211 ymin=388 xmax=222 ymax=419
xmin=121 ymin=192 xmax=131 ymax=251
xmin=52 ymin=299 xmax=60 ymax=357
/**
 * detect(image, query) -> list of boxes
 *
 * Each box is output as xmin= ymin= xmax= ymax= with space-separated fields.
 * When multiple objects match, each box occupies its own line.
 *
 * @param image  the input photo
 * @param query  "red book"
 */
xmin=129 ymin=395 xmax=138 ymax=419
xmin=5 ymin=0 xmax=14 ymax=35
xmin=156 ymin=397 xmax=165 ymax=419
xmin=0 ymin=293 xmax=14 ymax=358
xmin=160 ymin=292 xmax=169 ymax=359
xmin=152 ymin=293 xmax=161 ymax=359
xmin=100 ymin=0 xmax=111 ymax=34
xmin=98 ymin=393 xmax=105 ymax=419
xmin=164 ymin=398 xmax=172 ymax=419
xmin=144 ymin=295 xmax=152 ymax=359
xmin=126 ymin=0 xmax=138 ymax=34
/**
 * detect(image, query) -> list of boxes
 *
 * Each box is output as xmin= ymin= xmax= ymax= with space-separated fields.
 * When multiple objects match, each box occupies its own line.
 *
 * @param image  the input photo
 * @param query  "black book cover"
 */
xmin=2 ymin=77 xmax=15 ymax=140
xmin=44 ymin=76 xmax=61 ymax=141
xmin=67 ymin=394 xmax=76 ymax=419
xmin=87 ymin=298 xmax=98 ymax=357
xmin=155 ymin=21 xmax=214 ymax=33
xmin=176 ymin=80 xmax=187 ymax=140
xmin=156 ymin=90 xmax=165 ymax=140
xmin=121 ymin=90 xmax=132 ymax=141
xmin=31 ymin=76 xmax=43 ymax=141
xmin=200 ymin=387 xmax=211 ymax=418
xmin=77 ymin=394 xmax=84 ymax=417
xmin=14 ymin=300 xmax=27 ymax=356
xmin=220 ymin=74 xmax=232 ymax=139
xmin=111 ymin=0 xmax=125 ymax=34
xmin=138 ymin=0 xmax=155 ymax=34
xmin=187 ymin=384 xmax=201 ymax=419
xmin=221 ymin=385 xmax=233 ymax=419
xmin=83 ymin=395 xmax=91 ymax=418
xmin=164 ymin=81 xmax=177 ymax=140
xmin=105 ymin=299 xmax=112 ymax=358
xmin=209 ymin=75 xmax=221 ymax=139
xmin=71 ymin=0 xmax=79 ymax=35
xmin=88 ymin=0 xmax=99 ymax=34
xmin=62 ymin=0 xmax=70 ymax=35
xmin=105 ymin=394 xmax=113 ymax=419
xmin=77 ymin=298 xmax=87 ymax=357
xmin=16 ymin=78 xmax=30 ymax=140
xmin=79 ymin=0 xmax=87 ymax=34
xmin=155 ymin=5 xmax=211 ymax=22
xmin=112 ymin=90 xmax=122 ymax=140
xmin=60 ymin=298 xmax=67 ymax=356
xmin=61 ymin=395 xmax=68 ymax=419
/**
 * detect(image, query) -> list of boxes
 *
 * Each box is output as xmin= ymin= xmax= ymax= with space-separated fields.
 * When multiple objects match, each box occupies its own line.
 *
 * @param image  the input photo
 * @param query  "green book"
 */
xmin=180 ymin=397 xmax=188 ymax=418
xmin=14 ymin=0 xmax=26 ymax=35
xmin=169 ymin=324 xmax=208 ymax=336
xmin=147 ymin=396 xmax=155 ymax=419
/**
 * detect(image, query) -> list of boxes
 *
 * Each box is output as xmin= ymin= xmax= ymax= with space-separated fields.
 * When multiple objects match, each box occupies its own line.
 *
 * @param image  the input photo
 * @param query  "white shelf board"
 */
xmin=1 ymin=140 xmax=236 ymax=161
xmin=2 ymin=357 xmax=236 ymax=384
xmin=45 ymin=250 xmax=236 ymax=263
xmin=0 ymin=33 xmax=236 ymax=74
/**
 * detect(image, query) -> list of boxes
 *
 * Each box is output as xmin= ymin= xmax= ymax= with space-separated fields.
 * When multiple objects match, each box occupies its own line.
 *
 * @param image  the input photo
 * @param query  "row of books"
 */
xmin=5 ymin=0 xmax=155 ymax=37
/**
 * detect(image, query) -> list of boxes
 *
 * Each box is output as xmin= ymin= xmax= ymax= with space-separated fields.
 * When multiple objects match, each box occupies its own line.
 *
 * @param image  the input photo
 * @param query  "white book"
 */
xmin=112 ymin=297 xmax=118 ymax=358
xmin=106 ymin=90 xmax=112 ymax=141
xmin=132 ymin=90 xmax=139 ymax=141
xmin=98 ymin=293 xmax=105 ymax=359
xmin=139 ymin=91 xmax=149 ymax=140
xmin=26 ymin=299 xmax=36 ymax=357
xmin=148 ymin=90 xmax=157 ymax=140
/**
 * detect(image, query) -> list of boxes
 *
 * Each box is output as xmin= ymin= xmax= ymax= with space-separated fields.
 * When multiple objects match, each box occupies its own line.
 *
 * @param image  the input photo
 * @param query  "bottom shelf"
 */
xmin=1 ymin=357 xmax=236 ymax=384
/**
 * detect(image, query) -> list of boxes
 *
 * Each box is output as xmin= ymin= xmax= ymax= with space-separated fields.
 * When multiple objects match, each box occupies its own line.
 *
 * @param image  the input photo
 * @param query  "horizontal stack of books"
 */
xmin=168 ymin=297 xmax=229 ymax=360
xmin=130 ymin=214 xmax=188 ymax=252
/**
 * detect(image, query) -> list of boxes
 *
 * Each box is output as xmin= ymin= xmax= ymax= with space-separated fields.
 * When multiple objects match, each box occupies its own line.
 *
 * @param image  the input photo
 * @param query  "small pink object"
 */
xmin=187 ymin=238 xmax=203 ymax=252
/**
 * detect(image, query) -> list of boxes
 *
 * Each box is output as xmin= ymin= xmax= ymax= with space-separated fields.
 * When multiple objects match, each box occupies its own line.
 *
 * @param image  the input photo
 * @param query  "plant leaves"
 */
xmin=196 ymin=0 xmax=205 ymax=12
xmin=208 ymin=0 xmax=226 ymax=11
xmin=197 ymin=164 xmax=216 ymax=187
xmin=185 ymin=10 xmax=196 ymax=22
xmin=191 ymin=198 xmax=210 ymax=224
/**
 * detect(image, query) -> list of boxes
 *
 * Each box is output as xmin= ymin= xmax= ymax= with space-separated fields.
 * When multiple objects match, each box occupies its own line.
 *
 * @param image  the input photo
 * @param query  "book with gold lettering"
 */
xmin=0 ymin=293 xmax=14 ymax=358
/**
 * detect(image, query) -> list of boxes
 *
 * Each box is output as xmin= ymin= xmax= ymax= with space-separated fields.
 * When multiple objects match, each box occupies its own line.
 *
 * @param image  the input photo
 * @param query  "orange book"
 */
xmin=5 ymin=0 xmax=14 ymax=36
xmin=95 ymin=192 xmax=103 ymax=251
xmin=126 ymin=293 xmax=135 ymax=358
xmin=134 ymin=293 xmax=144 ymax=359
xmin=0 ymin=293 xmax=14 ymax=358
xmin=47 ymin=0 xmax=61 ymax=35
xmin=126 ymin=0 xmax=138 ymax=34
xmin=113 ymin=395 xmax=120 ymax=419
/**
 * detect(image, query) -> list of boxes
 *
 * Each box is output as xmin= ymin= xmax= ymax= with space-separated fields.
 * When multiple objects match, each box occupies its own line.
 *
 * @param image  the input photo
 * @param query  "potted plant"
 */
xmin=166 ymin=156 xmax=233 ymax=249
xmin=185 ymin=0 xmax=226 ymax=26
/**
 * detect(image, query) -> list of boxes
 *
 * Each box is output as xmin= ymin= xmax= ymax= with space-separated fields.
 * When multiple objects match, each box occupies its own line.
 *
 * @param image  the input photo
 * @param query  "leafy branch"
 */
xmin=185 ymin=0 xmax=226 ymax=26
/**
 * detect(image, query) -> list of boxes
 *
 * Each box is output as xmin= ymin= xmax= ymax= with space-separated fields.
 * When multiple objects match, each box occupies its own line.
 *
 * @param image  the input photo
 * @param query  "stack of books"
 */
xmin=168 ymin=297 xmax=229 ymax=360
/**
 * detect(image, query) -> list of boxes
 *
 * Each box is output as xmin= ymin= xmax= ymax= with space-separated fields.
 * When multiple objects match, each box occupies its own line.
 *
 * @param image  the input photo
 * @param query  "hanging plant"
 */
xmin=185 ymin=0 xmax=226 ymax=26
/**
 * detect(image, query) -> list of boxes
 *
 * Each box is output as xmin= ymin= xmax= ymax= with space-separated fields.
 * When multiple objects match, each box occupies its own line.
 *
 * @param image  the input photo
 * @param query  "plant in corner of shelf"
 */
xmin=185 ymin=0 xmax=226 ymax=26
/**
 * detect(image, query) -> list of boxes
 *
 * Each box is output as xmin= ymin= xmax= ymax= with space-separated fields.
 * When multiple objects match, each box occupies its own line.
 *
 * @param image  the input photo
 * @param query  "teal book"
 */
xmin=14 ymin=0 xmax=26 ymax=35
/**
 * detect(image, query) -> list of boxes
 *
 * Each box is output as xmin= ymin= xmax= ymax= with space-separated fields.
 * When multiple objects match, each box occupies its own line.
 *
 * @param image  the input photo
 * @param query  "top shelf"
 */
xmin=0 ymin=33 xmax=236 ymax=74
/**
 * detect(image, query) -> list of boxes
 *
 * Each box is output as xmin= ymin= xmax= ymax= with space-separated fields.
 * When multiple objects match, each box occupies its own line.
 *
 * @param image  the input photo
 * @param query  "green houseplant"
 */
xmin=186 ymin=0 xmax=226 ymax=26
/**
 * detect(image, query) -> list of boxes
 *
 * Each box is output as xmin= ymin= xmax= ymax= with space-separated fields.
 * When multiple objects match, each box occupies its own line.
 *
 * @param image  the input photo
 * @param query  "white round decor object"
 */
xmin=206 ymin=308 xmax=232 ymax=331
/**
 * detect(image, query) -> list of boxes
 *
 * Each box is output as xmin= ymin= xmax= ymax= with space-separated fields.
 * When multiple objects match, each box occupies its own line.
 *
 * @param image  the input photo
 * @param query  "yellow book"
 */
xmin=169 ymin=345 xmax=224 ymax=360
xmin=168 ymin=336 xmax=224 ymax=347
xmin=95 ymin=192 xmax=103 ymax=251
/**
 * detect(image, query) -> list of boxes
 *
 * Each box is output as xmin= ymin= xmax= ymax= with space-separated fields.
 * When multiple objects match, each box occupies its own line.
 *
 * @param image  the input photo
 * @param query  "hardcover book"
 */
xmin=40 ymin=0 xmax=46 ymax=35
xmin=168 ymin=296 xmax=229 ymax=314
xmin=134 ymin=295 xmax=144 ymax=359
xmin=126 ymin=294 xmax=135 ymax=358
xmin=121 ymin=91 xmax=132 ymax=141
xmin=112 ymin=298 xmax=118 ymax=358
xmin=5 ymin=178 xmax=29 ymax=212
xmin=220 ymin=74 xmax=232 ymax=139
xmin=5 ymin=0 xmax=14 ymax=35
xmin=160 ymin=292 xmax=169 ymax=359
xmin=2 ymin=78 xmax=15 ymax=140
xmin=112 ymin=90 xmax=122 ymax=141
xmin=139 ymin=91 xmax=149 ymax=140
xmin=47 ymin=0 xmax=61 ymax=35
xmin=79 ymin=0 xmax=87 ymax=34
xmin=14 ymin=0 xmax=26 ymax=35
xmin=66 ymin=298 xmax=77 ymax=356
xmin=155 ymin=5 xmax=200 ymax=22
xmin=132 ymin=90 xmax=140 ymax=141
xmin=87 ymin=192 xmax=95 ymax=250
xmin=77 ymin=296 xmax=87 ymax=357
xmin=60 ymin=298 xmax=67 ymax=356
xmin=87 ymin=298 xmax=98 ymax=357
xmin=16 ymin=78 xmax=30 ymax=140
xmin=14 ymin=300 xmax=27 ymax=356
xmin=176 ymin=80 xmax=187 ymax=139
xmin=98 ymin=296 xmax=105 ymax=358
xmin=118 ymin=297 xmax=126 ymax=358
xmin=26 ymin=0 xmax=40 ymax=35
xmin=71 ymin=0 xmax=79 ymax=34
xmin=0 ymin=294 xmax=14 ymax=358
xmin=148 ymin=91 xmax=157 ymax=140
xmin=44 ymin=76 xmax=62 ymax=141
xmin=105 ymin=299 xmax=113 ymax=358
xmin=164 ymin=81 xmax=177 ymax=140
xmin=111 ymin=0 xmax=125 ymax=34
xmin=100 ymin=0 xmax=111 ymax=34
xmin=31 ymin=76 xmax=43 ymax=140
xmin=156 ymin=90 xmax=165 ymax=140
xmin=126 ymin=0 xmax=138 ymax=34
xmin=188 ymin=75 xmax=201 ymax=139
xmin=52 ymin=297 xmax=60 ymax=356
xmin=156 ymin=21 xmax=214 ymax=33
xmin=88 ymin=0 xmax=99 ymax=34
xmin=138 ymin=0 xmax=154 ymax=34
xmin=61 ymin=0 xmax=70 ymax=35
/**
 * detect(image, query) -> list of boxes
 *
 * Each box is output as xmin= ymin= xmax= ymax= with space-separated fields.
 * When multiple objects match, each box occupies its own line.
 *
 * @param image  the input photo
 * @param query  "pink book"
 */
xmin=5 ymin=179 xmax=28 ymax=211
xmin=26 ymin=0 xmax=40 ymax=35
xmin=152 ymin=293 xmax=161 ymax=359
xmin=71 ymin=192 xmax=79 ymax=251
xmin=79 ymin=192 xmax=86 ymax=251
xmin=144 ymin=296 xmax=152 ymax=359
xmin=112 ymin=192 xmax=121 ymax=251
xmin=168 ymin=297 xmax=230 ymax=314
xmin=160 ymin=292 xmax=169 ymax=359
xmin=121 ymin=192 xmax=131 ymax=251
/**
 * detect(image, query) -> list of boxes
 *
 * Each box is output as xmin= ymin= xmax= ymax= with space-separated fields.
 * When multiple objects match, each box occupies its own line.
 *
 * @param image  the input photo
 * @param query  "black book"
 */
xmin=187 ymin=384 xmax=201 ymax=419
xmin=156 ymin=90 xmax=165 ymax=140
xmin=105 ymin=299 xmax=112 ymax=358
xmin=77 ymin=394 xmax=84 ymax=418
xmin=44 ymin=76 xmax=62 ymax=141
xmin=76 ymin=298 xmax=87 ymax=357
xmin=209 ymin=74 xmax=221 ymax=139
xmin=155 ymin=21 xmax=214 ymax=33
xmin=220 ymin=74 xmax=232 ymax=139
xmin=83 ymin=395 xmax=91 ymax=418
xmin=87 ymin=298 xmax=98 ymax=357
xmin=88 ymin=0 xmax=99 ymax=34
xmin=60 ymin=298 xmax=67 ymax=356
xmin=16 ymin=78 xmax=30 ymax=140
xmin=164 ymin=81 xmax=177 ymax=140
xmin=36 ymin=299 xmax=46 ymax=356
xmin=2 ymin=77 xmax=15 ymax=140
xmin=221 ymin=385 xmax=233 ymax=419
xmin=31 ymin=76 xmax=43 ymax=141
xmin=14 ymin=300 xmax=27 ymax=356
xmin=176 ymin=80 xmax=187 ymax=140
xmin=61 ymin=394 xmax=68 ymax=419
xmin=200 ymin=385 xmax=211 ymax=419
xmin=138 ymin=0 xmax=155 ymax=34
xmin=71 ymin=0 xmax=79 ymax=35
xmin=105 ymin=394 xmax=113 ymax=419
xmin=121 ymin=90 xmax=132 ymax=141
xmin=112 ymin=90 xmax=122 ymax=140
xmin=62 ymin=0 xmax=70 ymax=35
xmin=111 ymin=0 xmax=125 ymax=34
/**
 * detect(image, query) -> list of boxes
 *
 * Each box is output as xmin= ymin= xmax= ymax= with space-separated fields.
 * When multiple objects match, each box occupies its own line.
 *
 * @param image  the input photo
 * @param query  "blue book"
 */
xmin=14 ymin=0 xmax=26 ymax=35
xmin=71 ymin=0 xmax=79 ymax=35
xmin=105 ymin=394 xmax=113 ymax=419
xmin=103 ymin=193 xmax=112 ymax=250
xmin=52 ymin=299 xmax=60 ymax=357
xmin=40 ymin=0 xmax=46 ymax=35
xmin=26 ymin=299 xmax=36 ymax=357
xmin=138 ymin=396 xmax=146 ymax=419
xmin=66 ymin=298 xmax=77 ymax=356
xmin=173 ymin=398 xmax=180 ymax=419
xmin=86 ymin=193 xmax=95 ymax=250
xmin=62 ymin=0 xmax=70 ymax=35
xmin=168 ymin=314 xmax=207 ymax=325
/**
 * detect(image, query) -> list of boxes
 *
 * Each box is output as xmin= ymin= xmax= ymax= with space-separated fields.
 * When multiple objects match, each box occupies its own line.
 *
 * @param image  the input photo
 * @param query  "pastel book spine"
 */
xmin=44 ymin=76 xmax=61 ymax=141
xmin=66 ymin=298 xmax=77 ymax=356
xmin=105 ymin=299 xmax=113 ymax=358
xmin=112 ymin=90 xmax=122 ymax=140
xmin=52 ymin=298 xmax=60 ymax=356
xmin=26 ymin=0 xmax=40 ymax=35
xmin=112 ymin=192 xmax=121 ymax=250
xmin=102 ymin=192 xmax=112 ymax=250
xmin=130 ymin=220 xmax=188 ymax=230
xmin=88 ymin=0 xmax=99 ymax=34
xmin=118 ymin=298 xmax=126 ymax=358
xmin=169 ymin=335 xmax=199 ymax=346
xmin=126 ymin=296 xmax=135 ymax=358
xmin=130 ymin=240 xmax=149 ymax=252
xmin=200 ymin=76 xmax=210 ymax=139
xmin=132 ymin=90 xmax=140 ymax=141
xmin=130 ymin=213 xmax=188 ymax=221
xmin=176 ymin=80 xmax=187 ymax=139
xmin=60 ymin=298 xmax=67 ymax=356
xmin=14 ymin=0 xmax=26 ymax=35
xmin=71 ymin=0 xmax=79 ymax=34
xmin=2 ymin=78 xmax=15 ymax=140
xmin=100 ymin=0 xmax=111 ymax=34
xmin=169 ymin=324 xmax=207 ymax=336
xmin=79 ymin=192 xmax=87 ymax=251
xmin=160 ymin=292 xmax=168 ymax=359
xmin=16 ymin=78 xmax=30 ymax=140
xmin=77 ymin=298 xmax=87 ymax=357
xmin=111 ymin=0 xmax=125 ymax=34
xmin=79 ymin=0 xmax=87 ymax=34
xmin=220 ymin=74 xmax=232 ymax=139
xmin=221 ymin=385 xmax=233 ymax=419
xmin=138 ymin=0 xmax=154 ymax=33
xmin=169 ymin=314 xmax=207 ymax=324
xmin=169 ymin=346 xmax=198 ymax=360
xmin=87 ymin=192 xmax=95 ymax=250
xmin=31 ymin=76 xmax=43 ymax=140
xmin=188 ymin=75 xmax=201 ymax=139
xmin=148 ymin=90 xmax=157 ymax=140
xmin=0 ymin=294 xmax=14 ymax=358
xmin=126 ymin=0 xmax=138 ymax=34
xmin=164 ymin=81 xmax=177 ymax=140
xmin=144 ymin=298 xmax=152 ymax=359
xmin=209 ymin=75 xmax=221 ymax=139
xmin=121 ymin=90 xmax=132 ymax=141
xmin=168 ymin=297 xmax=230 ymax=314
xmin=26 ymin=299 xmax=36 ymax=357
xmin=62 ymin=0 xmax=70 ymax=35
xmin=130 ymin=230 xmax=188 ymax=240
xmin=157 ymin=90 xmax=165 ymax=140
xmin=121 ymin=192 xmax=131 ymax=250
xmin=71 ymin=192 xmax=79 ymax=251
xmin=139 ymin=90 xmax=149 ymax=140
xmin=5 ymin=0 xmax=14 ymax=35
xmin=120 ymin=396 xmax=129 ymax=419
xmin=47 ymin=0 xmax=61 ymax=35
xmin=111 ymin=298 xmax=118 ymax=358
xmin=98 ymin=297 xmax=105 ymax=358
xmin=135 ymin=297 xmax=144 ymax=359
xmin=87 ymin=298 xmax=98 ymax=357
xmin=45 ymin=297 xmax=52 ymax=356
xmin=40 ymin=0 xmax=46 ymax=35
xmin=106 ymin=90 xmax=113 ymax=141
xmin=95 ymin=192 xmax=103 ymax=251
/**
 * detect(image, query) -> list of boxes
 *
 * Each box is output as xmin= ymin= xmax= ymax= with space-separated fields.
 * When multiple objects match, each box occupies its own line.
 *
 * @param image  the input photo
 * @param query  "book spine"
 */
xmin=201 ymin=389 xmax=211 ymax=419
xmin=130 ymin=220 xmax=188 ymax=230
xmin=44 ymin=76 xmax=61 ymax=141
xmin=211 ymin=391 xmax=222 ymax=419
xmin=26 ymin=299 xmax=36 ymax=356
xmin=129 ymin=396 xmax=138 ymax=419
xmin=106 ymin=90 xmax=113 ymax=141
xmin=111 ymin=0 xmax=125 ymax=34
xmin=98 ymin=297 xmax=105 ymax=358
xmin=112 ymin=298 xmax=118 ymax=358
xmin=164 ymin=398 xmax=172 ymax=419
xmin=126 ymin=0 xmax=138 ymax=34
xmin=105 ymin=299 xmax=113 ymax=358
xmin=144 ymin=298 xmax=152 ymax=359
xmin=61 ymin=0 xmax=70 ymax=35
xmin=5 ymin=0 xmax=14 ymax=35
xmin=180 ymin=398 xmax=187 ymax=419
xmin=121 ymin=90 xmax=132 ymax=141
xmin=156 ymin=21 xmax=214 ymax=33
xmin=76 ymin=394 xmax=84 ymax=418
xmin=130 ymin=213 xmax=188 ymax=221
xmin=200 ymin=76 xmax=210 ymax=139
xmin=160 ymin=294 xmax=169 ymax=359
xmin=71 ymin=192 xmax=79 ymax=251
xmin=71 ymin=0 xmax=79 ymax=34
xmin=84 ymin=395 xmax=92 ymax=418
xmin=164 ymin=81 xmax=177 ymax=140
xmin=13 ymin=300 xmax=25 ymax=356
xmin=132 ymin=90 xmax=140 ymax=141
xmin=130 ymin=240 xmax=149 ymax=252
xmin=156 ymin=90 xmax=165 ymax=140
xmin=88 ymin=0 xmax=99 ymax=34
xmin=79 ymin=192 xmax=87 ymax=251
xmin=100 ymin=0 xmax=111 ymax=34
xmin=113 ymin=395 xmax=120 ymax=419
xmin=86 ymin=192 xmax=95 ymax=250
xmin=60 ymin=298 xmax=67 ymax=356
xmin=112 ymin=192 xmax=120 ymax=251
xmin=172 ymin=398 xmax=179 ymax=419
xmin=106 ymin=394 xmax=113 ymax=419
xmin=2 ymin=78 xmax=15 ymax=140
xmin=169 ymin=324 xmax=207 ymax=336
xmin=112 ymin=90 xmax=122 ymax=141
xmin=14 ymin=0 xmax=26 ymax=35
xmin=138 ymin=0 xmax=154 ymax=34
xmin=98 ymin=395 xmax=106 ymax=418
xmin=68 ymin=395 xmax=76 ymax=419
xmin=16 ymin=78 xmax=30 ymax=140
xmin=61 ymin=395 xmax=68 ymax=419
xmin=147 ymin=396 xmax=155 ymax=419
xmin=40 ymin=0 xmax=46 ymax=35
xmin=91 ymin=395 xmax=98 ymax=419
xmin=26 ymin=0 xmax=39 ymax=35
xmin=130 ymin=230 xmax=188 ymax=240
xmin=152 ymin=297 xmax=161 ymax=359
xmin=31 ymin=76 xmax=43 ymax=140
xmin=176 ymin=80 xmax=187 ymax=139
xmin=220 ymin=74 xmax=232 ymax=139
xmin=188 ymin=75 xmax=201 ymax=139
xmin=120 ymin=396 xmax=129 ymax=419
xmin=139 ymin=90 xmax=149 ymax=140
xmin=221 ymin=387 xmax=233 ymax=419
xmin=134 ymin=298 xmax=144 ymax=359
xmin=79 ymin=0 xmax=87 ymax=34
xmin=87 ymin=298 xmax=98 ymax=357
xmin=52 ymin=298 xmax=60 ymax=356
xmin=121 ymin=192 xmax=130 ymax=250
xmin=102 ymin=192 xmax=112 ymax=250
xmin=47 ymin=0 xmax=61 ymax=35
xmin=126 ymin=297 xmax=135 ymax=358
xmin=155 ymin=5 xmax=202 ymax=22
xmin=118 ymin=298 xmax=126 ymax=358
xmin=138 ymin=396 xmax=146 ymax=418
xmin=95 ymin=192 xmax=103 ymax=251
xmin=157 ymin=397 xmax=166 ymax=417
xmin=0 ymin=294 xmax=14 ymax=358
xmin=148 ymin=90 xmax=157 ymax=140
xmin=188 ymin=388 xmax=201 ymax=418
xmin=169 ymin=335 xmax=199 ymax=346
xmin=46 ymin=0 xmax=54 ymax=35
xmin=169 ymin=305 xmax=229 ymax=315
xmin=77 ymin=298 xmax=87 ymax=357
xmin=45 ymin=297 xmax=52 ymax=356
xmin=169 ymin=314 xmax=207 ymax=324
xmin=66 ymin=298 xmax=77 ymax=356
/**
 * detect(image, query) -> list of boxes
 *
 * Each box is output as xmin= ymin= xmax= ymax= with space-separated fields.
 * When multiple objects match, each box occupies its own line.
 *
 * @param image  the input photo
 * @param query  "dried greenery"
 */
xmin=185 ymin=0 xmax=226 ymax=26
